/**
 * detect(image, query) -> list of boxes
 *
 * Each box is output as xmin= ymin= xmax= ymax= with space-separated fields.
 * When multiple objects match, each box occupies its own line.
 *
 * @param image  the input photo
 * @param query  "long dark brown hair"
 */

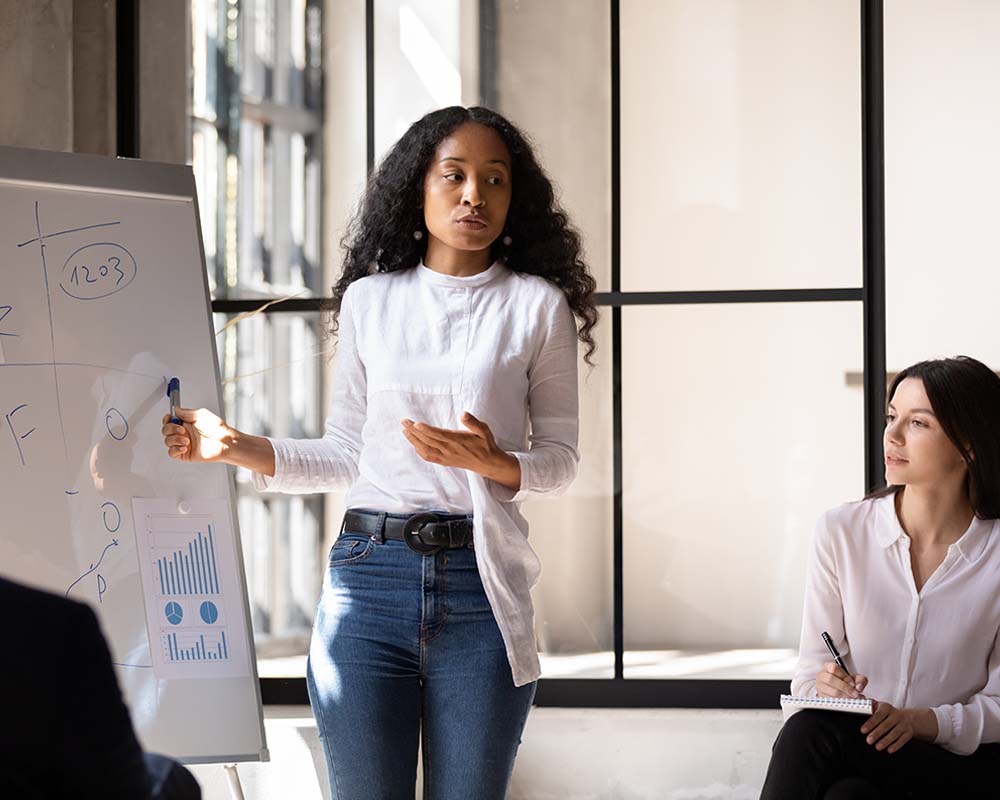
xmin=868 ymin=356 xmax=1000 ymax=519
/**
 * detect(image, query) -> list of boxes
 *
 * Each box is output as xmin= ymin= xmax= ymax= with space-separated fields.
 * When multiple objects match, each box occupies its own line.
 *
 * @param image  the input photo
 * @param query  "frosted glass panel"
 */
xmin=374 ymin=0 xmax=467 ymax=162
xmin=528 ymin=317 xmax=614 ymax=679
xmin=885 ymin=0 xmax=1000 ymax=371
xmin=621 ymin=0 xmax=862 ymax=291
xmin=622 ymin=303 xmax=863 ymax=679
xmin=217 ymin=312 xmax=328 ymax=675
xmin=373 ymin=0 xmax=611 ymax=290
xmin=494 ymin=0 xmax=611 ymax=291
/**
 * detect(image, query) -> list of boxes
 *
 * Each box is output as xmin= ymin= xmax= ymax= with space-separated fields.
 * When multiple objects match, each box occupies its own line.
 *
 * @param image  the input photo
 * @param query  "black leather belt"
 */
xmin=342 ymin=509 xmax=474 ymax=555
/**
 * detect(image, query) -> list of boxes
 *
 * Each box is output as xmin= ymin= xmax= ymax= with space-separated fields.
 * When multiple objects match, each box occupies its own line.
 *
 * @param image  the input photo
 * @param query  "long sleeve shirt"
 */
xmin=791 ymin=494 xmax=1000 ymax=755
xmin=253 ymin=259 xmax=580 ymax=685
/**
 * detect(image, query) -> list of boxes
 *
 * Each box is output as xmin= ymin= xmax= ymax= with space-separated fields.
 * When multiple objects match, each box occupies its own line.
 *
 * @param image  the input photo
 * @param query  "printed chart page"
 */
xmin=132 ymin=498 xmax=251 ymax=680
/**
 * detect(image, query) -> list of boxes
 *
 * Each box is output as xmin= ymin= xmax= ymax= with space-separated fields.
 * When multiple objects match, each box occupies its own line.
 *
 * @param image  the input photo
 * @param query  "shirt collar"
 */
xmin=953 ymin=516 xmax=994 ymax=563
xmin=875 ymin=493 xmax=906 ymax=548
xmin=875 ymin=491 xmax=994 ymax=562
xmin=417 ymin=259 xmax=505 ymax=289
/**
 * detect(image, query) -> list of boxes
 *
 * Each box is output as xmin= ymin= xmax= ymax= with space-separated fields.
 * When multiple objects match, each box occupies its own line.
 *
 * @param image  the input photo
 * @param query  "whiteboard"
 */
xmin=0 ymin=145 xmax=267 ymax=763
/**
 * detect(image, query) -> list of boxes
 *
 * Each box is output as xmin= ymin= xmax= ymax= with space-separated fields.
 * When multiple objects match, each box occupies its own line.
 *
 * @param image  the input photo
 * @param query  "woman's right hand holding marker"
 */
xmin=161 ymin=407 xmax=276 ymax=476
xmin=161 ymin=407 xmax=233 ymax=463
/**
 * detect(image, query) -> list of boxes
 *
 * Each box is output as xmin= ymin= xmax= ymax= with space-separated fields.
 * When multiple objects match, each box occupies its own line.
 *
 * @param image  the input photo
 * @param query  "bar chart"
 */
xmin=152 ymin=526 xmax=219 ymax=597
xmin=162 ymin=629 xmax=230 ymax=663
xmin=134 ymin=501 xmax=251 ymax=680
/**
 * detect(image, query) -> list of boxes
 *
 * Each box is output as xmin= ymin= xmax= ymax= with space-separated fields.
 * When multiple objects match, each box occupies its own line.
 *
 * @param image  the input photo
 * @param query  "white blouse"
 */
xmin=791 ymin=494 xmax=1000 ymax=755
xmin=254 ymin=260 xmax=580 ymax=686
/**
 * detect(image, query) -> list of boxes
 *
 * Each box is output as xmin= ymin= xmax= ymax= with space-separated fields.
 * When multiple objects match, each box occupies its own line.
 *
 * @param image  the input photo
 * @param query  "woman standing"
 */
xmin=760 ymin=356 xmax=1000 ymax=799
xmin=162 ymin=106 xmax=597 ymax=799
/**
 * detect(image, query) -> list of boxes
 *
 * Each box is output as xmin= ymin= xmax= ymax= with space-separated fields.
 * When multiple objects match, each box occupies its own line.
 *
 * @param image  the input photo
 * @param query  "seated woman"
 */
xmin=760 ymin=356 xmax=1000 ymax=800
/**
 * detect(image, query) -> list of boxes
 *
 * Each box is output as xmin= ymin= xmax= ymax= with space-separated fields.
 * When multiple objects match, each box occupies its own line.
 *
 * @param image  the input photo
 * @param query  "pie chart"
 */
xmin=199 ymin=600 xmax=219 ymax=624
xmin=165 ymin=601 xmax=183 ymax=625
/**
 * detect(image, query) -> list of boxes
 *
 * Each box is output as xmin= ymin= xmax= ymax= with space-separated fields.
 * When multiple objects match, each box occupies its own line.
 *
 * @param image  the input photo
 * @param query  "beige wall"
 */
xmin=1 ymin=0 xmax=101 ymax=153
xmin=0 ymin=0 xmax=187 ymax=162
xmin=884 ymin=0 xmax=1000 ymax=370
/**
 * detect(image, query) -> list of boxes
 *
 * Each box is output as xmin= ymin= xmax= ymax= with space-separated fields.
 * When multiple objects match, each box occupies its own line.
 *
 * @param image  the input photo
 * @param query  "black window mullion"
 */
xmin=610 ymin=0 xmax=624 ymax=684
xmin=366 ymin=0 xmax=375 ymax=175
xmin=116 ymin=0 xmax=140 ymax=159
xmin=861 ymin=0 xmax=887 ymax=492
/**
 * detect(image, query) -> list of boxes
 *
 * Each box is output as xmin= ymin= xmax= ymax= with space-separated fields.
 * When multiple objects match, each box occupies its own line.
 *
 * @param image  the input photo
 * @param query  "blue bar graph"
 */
xmin=163 ymin=629 xmax=230 ymax=663
xmin=155 ymin=530 xmax=220 ymax=596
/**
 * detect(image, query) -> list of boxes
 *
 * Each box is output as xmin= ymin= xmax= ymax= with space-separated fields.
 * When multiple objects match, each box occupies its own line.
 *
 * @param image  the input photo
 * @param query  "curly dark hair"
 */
xmin=328 ymin=106 xmax=599 ymax=364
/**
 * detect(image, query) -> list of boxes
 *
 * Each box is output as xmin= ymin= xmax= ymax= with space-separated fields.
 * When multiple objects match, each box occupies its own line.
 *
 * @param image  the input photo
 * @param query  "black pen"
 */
xmin=167 ymin=377 xmax=182 ymax=425
xmin=821 ymin=630 xmax=849 ymax=673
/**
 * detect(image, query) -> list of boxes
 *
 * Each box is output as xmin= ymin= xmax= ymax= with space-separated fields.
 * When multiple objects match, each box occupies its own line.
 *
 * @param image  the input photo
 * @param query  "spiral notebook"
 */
xmin=780 ymin=694 xmax=873 ymax=716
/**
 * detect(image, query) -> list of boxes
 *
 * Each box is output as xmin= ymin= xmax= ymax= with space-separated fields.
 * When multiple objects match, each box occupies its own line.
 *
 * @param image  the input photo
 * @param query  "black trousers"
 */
xmin=759 ymin=709 xmax=1000 ymax=800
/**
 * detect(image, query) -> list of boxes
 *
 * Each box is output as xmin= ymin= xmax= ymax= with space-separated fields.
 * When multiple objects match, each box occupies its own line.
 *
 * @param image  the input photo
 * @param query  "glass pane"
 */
xmin=226 ymin=121 xmax=322 ymax=301
xmin=374 ymin=0 xmax=466 ymax=161
xmin=885 ymin=1 xmax=1000 ymax=370
xmin=622 ymin=302 xmax=863 ymax=679
xmin=620 ymin=0 xmax=862 ymax=291
xmin=491 ymin=0 xmax=612 ymax=292
xmin=529 ymin=315 xmax=614 ymax=679
xmin=373 ymin=0 xmax=611 ymax=291
xmin=216 ymin=311 xmax=335 ymax=677
xmin=235 ymin=119 xmax=268 ymax=293
xmin=191 ymin=120 xmax=222 ymax=293
xmin=304 ymin=0 xmax=324 ymax=111
xmin=191 ymin=0 xmax=223 ymax=122
xmin=242 ymin=0 xmax=275 ymax=101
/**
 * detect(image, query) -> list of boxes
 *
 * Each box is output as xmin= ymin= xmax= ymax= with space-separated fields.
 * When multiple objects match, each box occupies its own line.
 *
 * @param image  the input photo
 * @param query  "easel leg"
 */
xmin=223 ymin=763 xmax=246 ymax=800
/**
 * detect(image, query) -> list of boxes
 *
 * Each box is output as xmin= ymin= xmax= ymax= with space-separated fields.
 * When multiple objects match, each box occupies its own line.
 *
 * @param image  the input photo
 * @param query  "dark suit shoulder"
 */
xmin=0 ymin=575 xmax=97 ymax=624
xmin=0 ymin=576 xmax=151 ymax=798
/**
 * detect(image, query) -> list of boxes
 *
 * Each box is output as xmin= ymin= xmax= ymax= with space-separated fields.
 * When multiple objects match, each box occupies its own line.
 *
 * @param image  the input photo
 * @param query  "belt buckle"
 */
xmin=402 ymin=513 xmax=442 ymax=555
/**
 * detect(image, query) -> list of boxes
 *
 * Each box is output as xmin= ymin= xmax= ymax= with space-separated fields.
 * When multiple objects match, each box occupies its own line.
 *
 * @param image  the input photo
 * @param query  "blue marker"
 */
xmin=167 ymin=377 xmax=182 ymax=425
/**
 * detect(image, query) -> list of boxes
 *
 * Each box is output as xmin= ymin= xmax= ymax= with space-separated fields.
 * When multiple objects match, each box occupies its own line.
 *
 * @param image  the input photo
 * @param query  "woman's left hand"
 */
xmin=860 ymin=702 xmax=937 ymax=753
xmin=402 ymin=412 xmax=521 ymax=490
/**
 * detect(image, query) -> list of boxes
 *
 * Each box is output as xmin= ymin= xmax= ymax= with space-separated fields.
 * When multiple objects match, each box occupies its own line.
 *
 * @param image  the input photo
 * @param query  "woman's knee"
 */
xmin=773 ymin=710 xmax=850 ymax=759
xmin=823 ymin=776 xmax=882 ymax=800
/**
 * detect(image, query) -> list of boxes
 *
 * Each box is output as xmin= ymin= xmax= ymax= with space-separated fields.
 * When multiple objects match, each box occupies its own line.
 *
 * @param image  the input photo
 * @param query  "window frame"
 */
xmin=151 ymin=0 xmax=887 ymax=707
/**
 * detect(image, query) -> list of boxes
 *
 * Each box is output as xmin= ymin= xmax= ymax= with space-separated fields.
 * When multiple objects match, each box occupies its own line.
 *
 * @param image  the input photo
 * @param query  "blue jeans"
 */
xmin=306 ymin=513 xmax=536 ymax=800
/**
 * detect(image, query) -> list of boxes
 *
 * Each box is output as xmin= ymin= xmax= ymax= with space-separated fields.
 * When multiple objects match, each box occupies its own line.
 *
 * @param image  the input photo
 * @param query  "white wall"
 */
xmin=884 ymin=0 xmax=1000 ymax=369
xmin=189 ymin=705 xmax=785 ymax=800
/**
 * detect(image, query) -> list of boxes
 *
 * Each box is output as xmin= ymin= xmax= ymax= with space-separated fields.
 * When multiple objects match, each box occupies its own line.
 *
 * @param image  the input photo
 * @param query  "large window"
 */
xmin=191 ymin=0 xmax=327 ymax=675
xmin=189 ymin=1 xmax=1000 ymax=703
xmin=371 ymin=0 xmax=863 ymax=690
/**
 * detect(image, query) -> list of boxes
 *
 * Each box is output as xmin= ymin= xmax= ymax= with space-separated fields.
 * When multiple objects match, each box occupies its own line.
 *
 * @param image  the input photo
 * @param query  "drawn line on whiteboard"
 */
xmin=112 ymin=662 xmax=153 ymax=669
xmin=65 ymin=490 xmax=79 ymax=495
xmin=65 ymin=538 xmax=119 ymax=597
xmin=33 ymin=201 xmax=69 ymax=463
xmin=16 ymin=220 xmax=121 ymax=248
xmin=0 ymin=361 xmax=165 ymax=381
xmin=0 ymin=304 xmax=17 ymax=336
xmin=102 ymin=501 xmax=122 ymax=533
xmin=4 ymin=403 xmax=30 ymax=465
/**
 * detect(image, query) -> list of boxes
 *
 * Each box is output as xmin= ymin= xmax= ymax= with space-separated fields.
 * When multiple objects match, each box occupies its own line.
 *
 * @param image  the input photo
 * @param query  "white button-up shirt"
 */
xmin=791 ymin=494 xmax=1000 ymax=755
xmin=254 ymin=260 xmax=580 ymax=686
